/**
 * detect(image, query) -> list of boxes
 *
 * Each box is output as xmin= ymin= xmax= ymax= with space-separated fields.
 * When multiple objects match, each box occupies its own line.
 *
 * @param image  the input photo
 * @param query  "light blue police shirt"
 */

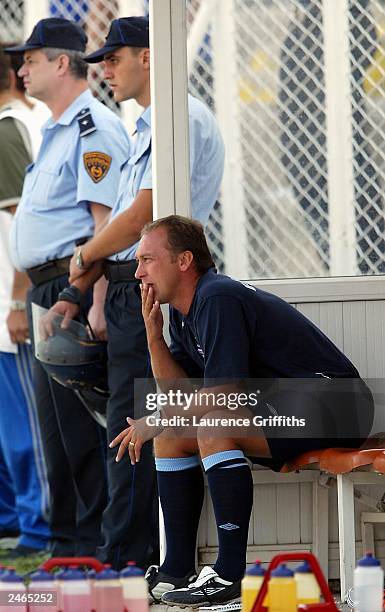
xmin=10 ymin=89 xmax=130 ymax=271
xmin=109 ymin=94 xmax=225 ymax=261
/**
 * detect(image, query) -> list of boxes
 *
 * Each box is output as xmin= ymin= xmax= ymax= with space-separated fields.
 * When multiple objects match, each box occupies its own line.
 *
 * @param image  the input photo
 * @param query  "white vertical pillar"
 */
xmin=149 ymin=0 xmax=191 ymax=220
xmin=211 ymin=0 xmax=248 ymax=278
xmin=323 ymin=0 xmax=356 ymax=275
xmin=25 ymin=0 xmax=48 ymax=36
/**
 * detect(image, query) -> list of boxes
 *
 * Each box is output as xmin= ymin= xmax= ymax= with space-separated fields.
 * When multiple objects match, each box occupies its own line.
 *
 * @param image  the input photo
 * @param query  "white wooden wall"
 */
xmin=197 ymin=276 xmax=385 ymax=579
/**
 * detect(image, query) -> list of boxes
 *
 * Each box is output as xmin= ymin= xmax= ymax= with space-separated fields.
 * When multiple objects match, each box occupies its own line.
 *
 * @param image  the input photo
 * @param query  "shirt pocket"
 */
xmin=27 ymin=166 xmax=62 ymax=210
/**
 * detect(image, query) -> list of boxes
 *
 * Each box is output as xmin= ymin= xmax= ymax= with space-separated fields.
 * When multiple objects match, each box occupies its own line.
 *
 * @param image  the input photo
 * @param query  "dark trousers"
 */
xmin=97 ymin=280 xmax=158 ymax=570
xmin=28 ymin=275 xmax=108 ymax=556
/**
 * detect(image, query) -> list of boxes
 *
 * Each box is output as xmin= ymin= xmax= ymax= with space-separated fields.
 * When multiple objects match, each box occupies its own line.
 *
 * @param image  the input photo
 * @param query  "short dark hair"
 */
xmin=141 ymin=215 xmax=216 ymax=275
xmin=0 ymin=43 xmax=26 ymax=93
xmin=43 ymin=48 xmax=88 ymax=79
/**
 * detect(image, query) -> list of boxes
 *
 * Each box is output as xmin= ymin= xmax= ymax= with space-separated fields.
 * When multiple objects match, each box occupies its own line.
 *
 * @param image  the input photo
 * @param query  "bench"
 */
xmin=281 ymin=443 xmax=385 ymax=602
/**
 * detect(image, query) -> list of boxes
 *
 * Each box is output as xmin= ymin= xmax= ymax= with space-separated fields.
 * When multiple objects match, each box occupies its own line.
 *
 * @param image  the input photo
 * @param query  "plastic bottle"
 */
xmin=60 ymin=566 xmax=91 ymax=612
xmin=55 ymin=567 xmax=68 ymax=612
xmin=94 ymin=565 xmax=123 ymax=612
xmin=0 ymin=567 xmax=27 ymax=612
xmin=353 ymin=552 xmax=384 ymax=612
xmin=241 ymin=560 xmax=266 ymax=612
xmin=294 ymin=560 xmax=321 ymax=605
xmin=28 ymin=569 xmax=58 ymax=612
xmin=120 ymin=561 xmax=149 ymax=612
xmin=86 ymin=569 xmax=97 ymax=612
xmin=267 ymin=564 xmax=297 ymax=612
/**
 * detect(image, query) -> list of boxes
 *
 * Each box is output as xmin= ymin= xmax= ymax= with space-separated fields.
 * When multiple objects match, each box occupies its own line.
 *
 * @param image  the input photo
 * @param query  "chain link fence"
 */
xmin=1 ymin=0 xmax=385 ymax=278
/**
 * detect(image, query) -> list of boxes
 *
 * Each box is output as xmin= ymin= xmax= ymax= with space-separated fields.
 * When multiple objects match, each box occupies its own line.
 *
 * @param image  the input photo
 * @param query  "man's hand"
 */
xmin=69 ymin=251 xmax=91 ymax=283
xmin=109 ymin=415 xmax=163 ymax=465
xmin=87 ymin=302 xmax=107 ymax=341
xmin=40 ymin=301 xmax=80 ymax=338
xmin=6 ymin=310 xmax=29 ymax=344
xmin=141 ymin=284 xmax=164 ymax=347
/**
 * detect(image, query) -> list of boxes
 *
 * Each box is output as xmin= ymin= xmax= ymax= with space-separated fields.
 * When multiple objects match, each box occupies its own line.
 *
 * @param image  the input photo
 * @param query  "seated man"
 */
xmin=111 ymin=215 xmax=374 ymax=608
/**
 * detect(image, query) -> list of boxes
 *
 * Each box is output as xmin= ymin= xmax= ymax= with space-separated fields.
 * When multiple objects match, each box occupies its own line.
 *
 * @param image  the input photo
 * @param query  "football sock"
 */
xmin=203 ymin=450 xmax=253 ymax=582
xmin=156 ymin=456 xmax=204 ymax=577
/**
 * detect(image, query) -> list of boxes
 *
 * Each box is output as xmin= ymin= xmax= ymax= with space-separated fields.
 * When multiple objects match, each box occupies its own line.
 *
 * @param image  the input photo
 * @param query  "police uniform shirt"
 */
xmin=109 ymin=94 xmax=225 ymax=262
xmin=10 ymin=89 xmax=130 ymax=271
xmin=169 ymin=269 xmax=359 ymax=384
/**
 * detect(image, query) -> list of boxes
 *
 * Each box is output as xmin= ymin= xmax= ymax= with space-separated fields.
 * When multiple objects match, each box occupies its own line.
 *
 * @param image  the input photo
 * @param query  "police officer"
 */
xmin=5 ymin=18 xmax=130 ymax=557
xmin=50 ymin=17 xmax=224 ymax=569
xmin=111 ymin=214 xmax=374 ymax=606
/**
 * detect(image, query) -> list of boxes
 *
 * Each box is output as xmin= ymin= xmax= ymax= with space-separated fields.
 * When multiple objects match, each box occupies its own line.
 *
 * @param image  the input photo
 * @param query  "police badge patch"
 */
xmin=83 ymin=152 xmax=112 ymax=183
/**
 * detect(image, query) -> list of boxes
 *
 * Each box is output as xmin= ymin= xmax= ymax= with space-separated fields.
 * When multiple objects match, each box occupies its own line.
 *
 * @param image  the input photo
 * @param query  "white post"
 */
xmin=25 ymin=0 xmax=48 ymax=36
xmin=211 ymin=0 xmax=248 ymax=278
xmin=323 ymin=0 xmax=356 ymax=275
xmin=149 ymin=0 xmax=191 ymax=219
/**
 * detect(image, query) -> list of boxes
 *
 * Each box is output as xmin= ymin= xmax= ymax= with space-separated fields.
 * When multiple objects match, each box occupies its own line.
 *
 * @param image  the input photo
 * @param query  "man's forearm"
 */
xmin=12 ymin=270 xmax=30 ymax=301
xmin=82 ymin=189 xmax=152 ymax=265
xmin=149 ymin=338 xmax=193 ymax=393
xmin=72 ymin=262 xmax=105 ymax=294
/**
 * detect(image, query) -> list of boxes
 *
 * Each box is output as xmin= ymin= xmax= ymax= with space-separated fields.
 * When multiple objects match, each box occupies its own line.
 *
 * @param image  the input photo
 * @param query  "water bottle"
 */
xmin=354 ymin=552 xmax=384 ymax=612
xmin=94 ymin=565 xmax=123 ymax=612
xmin=0 ymin=567 xmax=27 ymax=612
xmin=120 ymin=561 xmax=149 ymax=612
xmin=28 ymin=569 xmax=58 ymax=612
xmin=241 ymin=560 xmax=266 ymax=612
xmin=267 ymin=564 xmax=297 ymax=612
xmin=55 ymin=567 xmax=68 ymax=612
xmin=61 ymin=566 xmax=91 ymax=612
xmin=86 ymin=569 xmax=97 ymax=612
xmin=294 ymin=560 xmax=321 ymax=605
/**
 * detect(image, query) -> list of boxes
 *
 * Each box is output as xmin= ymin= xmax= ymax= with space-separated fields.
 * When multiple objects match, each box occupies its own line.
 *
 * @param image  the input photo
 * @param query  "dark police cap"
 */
xmin=4 ymin=18 xmax=87 ymax=54
xmin=84 ymin=16 xmax=149 ymax=64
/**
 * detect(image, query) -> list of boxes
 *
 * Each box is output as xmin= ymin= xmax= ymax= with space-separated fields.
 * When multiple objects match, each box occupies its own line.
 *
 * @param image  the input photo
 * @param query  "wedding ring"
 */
xmin=129 ymin=441 xmax=135 ymax=446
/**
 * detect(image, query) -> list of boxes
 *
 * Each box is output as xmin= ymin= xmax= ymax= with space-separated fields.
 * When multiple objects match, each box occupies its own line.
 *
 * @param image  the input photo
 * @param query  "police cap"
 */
xmin=84 ymin=16 xmax=149 ymax=64
xmin=4 ymin=18 xmax=87 ymax=54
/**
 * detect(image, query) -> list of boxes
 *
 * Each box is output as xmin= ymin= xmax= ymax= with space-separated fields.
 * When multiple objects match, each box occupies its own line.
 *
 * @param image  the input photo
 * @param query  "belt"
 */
xmin=104 ymin=260 xmax=138 ymax=282
xmin=26 ymin=256 xmax=71 ymax=287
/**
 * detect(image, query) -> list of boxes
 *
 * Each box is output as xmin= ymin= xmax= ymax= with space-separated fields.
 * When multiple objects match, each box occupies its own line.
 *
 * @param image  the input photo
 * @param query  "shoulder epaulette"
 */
xmin=77 ymin=107 xmax=96 ymax=137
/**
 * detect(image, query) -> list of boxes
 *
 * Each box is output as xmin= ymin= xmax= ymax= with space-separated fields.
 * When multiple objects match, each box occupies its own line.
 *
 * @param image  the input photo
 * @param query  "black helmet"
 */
xmin=32 ymin=303 xmax=108 ymax=394
xmin=76 ymin=388 xmax=107 ymax=429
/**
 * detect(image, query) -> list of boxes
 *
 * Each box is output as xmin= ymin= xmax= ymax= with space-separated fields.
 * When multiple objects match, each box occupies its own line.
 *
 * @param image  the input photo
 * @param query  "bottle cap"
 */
xmin=61 ymin=568 xmax=86 ymax=581
xmin=120 ymin=562 xmax=144 ymax=578
xmin=1 ymin=568 xmax=24 ymax=583
xmin=357 ymin=552 xmax=381 ymax=567
xmin=294 ymin=561 xmax=312 ymax=574
xmin=246 ymin=561 xmax=265 ymax=576
xmin=95 ymin=567 xmax=119 ymax=580
xmin=30 ymin=570 xmax=54 ymax=582
xmin=271 ymin=564 xmax=294 ymax=578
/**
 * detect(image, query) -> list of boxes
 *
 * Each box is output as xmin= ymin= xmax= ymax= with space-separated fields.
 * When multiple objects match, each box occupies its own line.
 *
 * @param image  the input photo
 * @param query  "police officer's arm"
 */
xmin=69 ymin=189 xmax=152 ymax=282
xmin=86 ymin=202 xmax=110 ymax=340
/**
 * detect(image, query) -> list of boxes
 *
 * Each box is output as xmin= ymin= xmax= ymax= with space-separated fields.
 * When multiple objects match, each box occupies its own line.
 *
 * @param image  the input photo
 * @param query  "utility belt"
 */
xmin=26 ymin=256 xmax=71 ymax=287
xmin=104 ymin=259 xmax=138 ymax=282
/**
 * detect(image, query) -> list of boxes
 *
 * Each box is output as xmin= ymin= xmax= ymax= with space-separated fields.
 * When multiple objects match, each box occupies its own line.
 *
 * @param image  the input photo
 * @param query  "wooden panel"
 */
xmin=366 ymin=301 xmax=385 ymax=377
xmin=296 ymin=303 xmax=321 ymax=326
xmin=319 ymin=302 xmax=343 ymax=350
xmin=276 ymin=484 xmax=300 ymax=544
xmin=253 ymin=484 xmax=277 ymax=545
xmin=300 ymin=482 xmax=312 ymax=544
xmin=342 ymin=301 xmax=368 ymax=376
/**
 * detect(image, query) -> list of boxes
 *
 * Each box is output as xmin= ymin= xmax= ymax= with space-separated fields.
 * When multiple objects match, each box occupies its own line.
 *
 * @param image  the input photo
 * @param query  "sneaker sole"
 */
xmin=164 ymin=597 xmax=241 ymax=609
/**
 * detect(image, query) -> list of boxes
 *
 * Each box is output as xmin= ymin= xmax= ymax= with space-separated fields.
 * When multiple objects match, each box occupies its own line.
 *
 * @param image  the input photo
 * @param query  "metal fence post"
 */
xmin=323 ymin=0 xmax=356 ymax=275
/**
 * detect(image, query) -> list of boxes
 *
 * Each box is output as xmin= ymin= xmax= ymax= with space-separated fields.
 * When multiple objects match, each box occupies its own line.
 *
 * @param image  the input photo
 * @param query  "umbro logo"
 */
xmin=219 ymin=522 xmax=240 ymax=530
xmin=191 ymin=587 xmax=226 ymax=596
